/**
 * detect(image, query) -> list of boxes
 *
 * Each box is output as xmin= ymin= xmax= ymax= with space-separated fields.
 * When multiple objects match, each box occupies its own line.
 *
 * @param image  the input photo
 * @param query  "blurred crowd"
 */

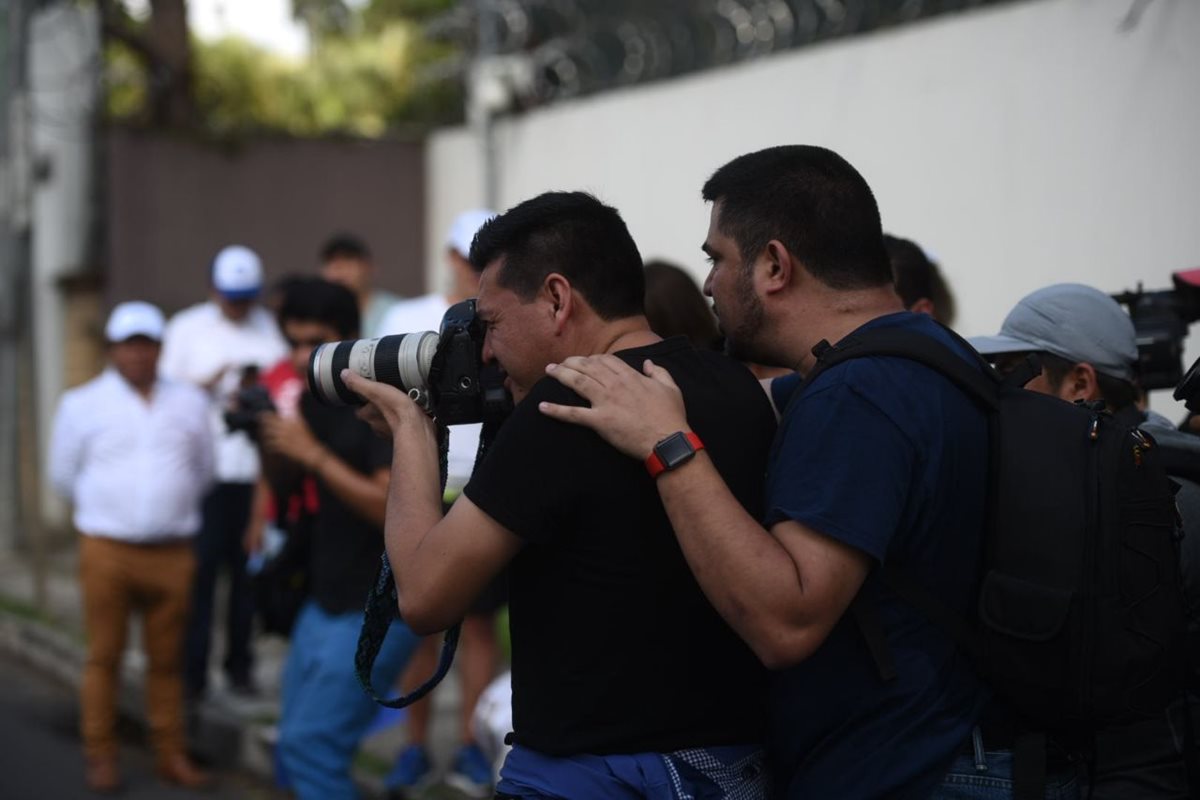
xmin=50 ymin=213 xmax=509 ymax=798
xmin=48 ymin=144 xmax=1199 ymax=800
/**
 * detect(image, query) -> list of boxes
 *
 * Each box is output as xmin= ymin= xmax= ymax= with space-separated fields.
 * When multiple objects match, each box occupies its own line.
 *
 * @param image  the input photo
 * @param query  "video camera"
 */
xmin=307 ymin=299 xmax=512 ymax=426
xmin=1112 ymin=268 xmax=1200 ymax=391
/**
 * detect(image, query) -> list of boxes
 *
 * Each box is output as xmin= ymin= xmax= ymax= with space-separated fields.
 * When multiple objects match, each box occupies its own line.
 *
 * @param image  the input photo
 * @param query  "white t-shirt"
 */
xmin=159 ymin=301 xmax=288 ymax=483
xmin=378 ymin=293 xmax=482 ymax=493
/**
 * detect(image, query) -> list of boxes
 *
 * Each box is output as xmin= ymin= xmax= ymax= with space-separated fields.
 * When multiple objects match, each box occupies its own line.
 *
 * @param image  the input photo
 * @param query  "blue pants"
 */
xmin=931 ymin=728 xmax=1081 ymax=800
xmin=184 ymin=481 xmax=256 ymax=694
xmin=278 ymin=600 xmax=419 ymax=800
xmin=496 ymin=743 xmax=768 ymax=799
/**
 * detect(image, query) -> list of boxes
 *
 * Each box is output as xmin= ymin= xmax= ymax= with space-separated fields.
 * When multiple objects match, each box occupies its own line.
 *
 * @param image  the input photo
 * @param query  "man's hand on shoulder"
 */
xmin=539 ymin=355 xmax=688 ymax=461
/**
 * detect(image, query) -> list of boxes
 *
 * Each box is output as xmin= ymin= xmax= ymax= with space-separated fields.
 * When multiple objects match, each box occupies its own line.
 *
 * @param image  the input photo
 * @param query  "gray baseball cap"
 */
xmin=970 ymin=283 xmax=1138 ymax=381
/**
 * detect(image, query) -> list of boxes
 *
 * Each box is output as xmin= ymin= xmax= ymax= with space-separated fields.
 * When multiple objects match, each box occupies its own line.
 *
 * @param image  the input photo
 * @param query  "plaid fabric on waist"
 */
xmin=662 ymin=746 xmax=769 ymax=800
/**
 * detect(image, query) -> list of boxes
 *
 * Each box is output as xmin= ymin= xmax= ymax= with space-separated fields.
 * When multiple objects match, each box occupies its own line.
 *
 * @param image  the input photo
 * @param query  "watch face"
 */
xmin=655 ymin=431 xmax=696 ymax=469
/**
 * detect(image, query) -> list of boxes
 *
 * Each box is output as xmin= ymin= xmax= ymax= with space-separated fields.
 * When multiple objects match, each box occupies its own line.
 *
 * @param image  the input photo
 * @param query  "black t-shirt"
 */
xmin=300 ymin=393 xmax=393 ymax=614
xmin=464 ymin=337 xmax=777 ymax=756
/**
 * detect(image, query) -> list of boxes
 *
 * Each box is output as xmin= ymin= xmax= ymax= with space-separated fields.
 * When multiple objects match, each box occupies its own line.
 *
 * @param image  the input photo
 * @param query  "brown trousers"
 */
xmin=78 ymin=534 xmax=195 ymax=763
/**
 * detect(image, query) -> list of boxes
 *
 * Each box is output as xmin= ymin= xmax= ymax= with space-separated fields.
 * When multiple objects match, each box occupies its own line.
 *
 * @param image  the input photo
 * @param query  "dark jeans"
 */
xmin=931 ymin=727 xmax=1081 ymax=800
xmin=184 ymin=482 xmax=256 ymax=695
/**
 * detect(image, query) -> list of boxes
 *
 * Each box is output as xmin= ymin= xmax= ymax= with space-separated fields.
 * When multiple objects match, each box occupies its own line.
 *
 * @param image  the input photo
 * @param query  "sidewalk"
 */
xmin=0 ymin=542 xmax=470 ymax=799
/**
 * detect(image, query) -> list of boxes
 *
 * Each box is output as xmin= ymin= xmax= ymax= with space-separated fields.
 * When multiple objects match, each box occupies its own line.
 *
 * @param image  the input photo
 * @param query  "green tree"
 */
xmin=102 ymin=0 xmax=464 ymax=137
xmin=99 ymin=0 xmax=196 ymax=129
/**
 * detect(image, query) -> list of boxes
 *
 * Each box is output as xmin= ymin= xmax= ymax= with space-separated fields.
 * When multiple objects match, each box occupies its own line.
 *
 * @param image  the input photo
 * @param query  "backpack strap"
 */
xmin=784 ymin=324 xmax=996 ymax=684
xmin=877 ymin=563 xmax=982 ymax=663
xmin=1012 ymin=731 xmax=1048 ymax=800
xmin=773 ymin=323 xmax=999 ymax=470
xmin=1182 ymin=688 xmax=1200 ymax=798
xmin=808 ymin=325 xmax=1001 ymax=412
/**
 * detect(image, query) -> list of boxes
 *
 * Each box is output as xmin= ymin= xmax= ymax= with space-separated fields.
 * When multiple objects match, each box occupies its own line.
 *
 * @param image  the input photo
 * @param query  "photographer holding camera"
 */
xmin=257 ymin=277 xmax=420 ymax=800
xmin=343 ymin=192 xmax=776 ymax=798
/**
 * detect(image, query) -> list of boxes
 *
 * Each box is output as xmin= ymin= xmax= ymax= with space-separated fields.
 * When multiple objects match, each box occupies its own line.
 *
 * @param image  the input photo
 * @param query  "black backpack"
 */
xmin=800 ymin=326 xmax=1189 ymax=796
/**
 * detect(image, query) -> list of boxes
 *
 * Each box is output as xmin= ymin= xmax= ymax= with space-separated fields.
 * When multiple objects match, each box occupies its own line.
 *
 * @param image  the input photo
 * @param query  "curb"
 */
xmin=0 ymin=599 xmax=394 ymax=797
xmin=0 ymin=601 xmax=261 ymax=775
xmin=0 ymin=611 xmax=84 ymax=691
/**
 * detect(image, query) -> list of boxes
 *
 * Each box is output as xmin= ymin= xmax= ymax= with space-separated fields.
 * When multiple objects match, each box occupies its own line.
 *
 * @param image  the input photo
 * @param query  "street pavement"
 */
xmin=0 ymin=543 xmax=479 ymax=799
xmin=0 ymin=647 xmax=287 ymax=799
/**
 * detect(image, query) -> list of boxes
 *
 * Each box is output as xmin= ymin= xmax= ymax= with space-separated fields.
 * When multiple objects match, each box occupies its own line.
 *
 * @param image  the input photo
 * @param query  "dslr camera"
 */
xmin=307 ymin=299 xmax=511 ymax=426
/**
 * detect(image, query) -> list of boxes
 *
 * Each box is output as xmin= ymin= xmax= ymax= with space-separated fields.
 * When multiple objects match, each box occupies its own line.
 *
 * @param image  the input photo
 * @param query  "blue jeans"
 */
xmin=496 ymin=743 xmax=768 ymax=799
xmin=278 ymin=600 xmax=419 ymax=800
xmin=931 ymin=728 xmax=1081 ymax=800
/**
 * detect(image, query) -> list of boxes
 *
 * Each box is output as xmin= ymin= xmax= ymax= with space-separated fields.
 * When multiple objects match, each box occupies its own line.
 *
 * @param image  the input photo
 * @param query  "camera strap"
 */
xmin=354 ymin=421 xmax=462 ymax=708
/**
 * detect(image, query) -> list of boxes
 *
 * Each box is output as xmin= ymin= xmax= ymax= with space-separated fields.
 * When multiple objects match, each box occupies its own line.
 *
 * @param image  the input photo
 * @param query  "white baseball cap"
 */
xmin=105 ymin=301 xmax=165 ymax=343
xmin=212 ymin=245 xmax=263 ymax=300
xmin=446 ymin=209 xmax=497 ymax=260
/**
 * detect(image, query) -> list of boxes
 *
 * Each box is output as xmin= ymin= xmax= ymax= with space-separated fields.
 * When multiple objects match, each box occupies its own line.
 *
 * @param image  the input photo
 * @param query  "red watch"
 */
xmin=645 ymin=431 xmax=705 ymax=478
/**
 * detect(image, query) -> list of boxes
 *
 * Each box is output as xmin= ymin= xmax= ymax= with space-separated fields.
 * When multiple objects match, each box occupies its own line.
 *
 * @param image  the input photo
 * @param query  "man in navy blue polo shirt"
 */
xmin=540 ymin=145 xmax=991 ymax=798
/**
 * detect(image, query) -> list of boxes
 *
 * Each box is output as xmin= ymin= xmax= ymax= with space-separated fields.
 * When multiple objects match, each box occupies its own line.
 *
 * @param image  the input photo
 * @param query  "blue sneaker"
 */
xmin=444 ymin=743 xmax=493 ymax=797
xmin=385 ymin=744 xmax=432 ymax=796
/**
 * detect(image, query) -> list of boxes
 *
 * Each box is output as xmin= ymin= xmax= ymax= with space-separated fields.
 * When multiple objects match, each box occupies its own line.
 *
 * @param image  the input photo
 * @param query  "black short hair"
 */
xmin=1038 ymin=351 xmax=1138 ymax=413
xmin=643 ymin=260 xmax=719 ymax=349
xmin=320 ymin=233 xmax=371 ymax=263
xmin=469 ymin=191 xmax=645 ymax=320
xmin=277 ymin=276 xmax=360 ymax=338
xmin=884 ymin=234 xmax=957 ymax=326
xmin=702 ymin=145 xmax=892 ymax=290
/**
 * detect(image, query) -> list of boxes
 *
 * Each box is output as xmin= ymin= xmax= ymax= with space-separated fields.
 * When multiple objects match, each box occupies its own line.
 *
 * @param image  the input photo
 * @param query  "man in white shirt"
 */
xmin=378 ymin=209 xmax=505 ymax=795
xmin=159 ymin=245 xmax=287 ymax=700
xmin=49 ymin=302 xmax=215 ymax=793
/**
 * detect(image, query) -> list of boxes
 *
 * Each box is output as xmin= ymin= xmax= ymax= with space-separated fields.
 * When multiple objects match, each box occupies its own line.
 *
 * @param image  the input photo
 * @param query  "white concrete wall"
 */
xmin=426 ymin=0 xmax=1200 ymax=412
xmin=29 ymin=3 xmax=99 ymax=524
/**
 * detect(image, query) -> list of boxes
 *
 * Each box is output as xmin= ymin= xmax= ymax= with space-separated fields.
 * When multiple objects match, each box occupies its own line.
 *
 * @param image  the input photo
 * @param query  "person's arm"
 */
xmin=341 ymin=371 xmax=521 ymax=635
xmin=188 ymin=391 xmax=216 ymax=492
xmin=244 ymin=474 xmax=270 ymax=555
xmin=47 ymin=395 xmax=83 ymax=499
xmin=653 ymin=451 xmax=869 ymax=667
xmin=259 ymin=411 xmax=389 ymax=527
xmin=538 ymin=354 xmax=869 ymax=668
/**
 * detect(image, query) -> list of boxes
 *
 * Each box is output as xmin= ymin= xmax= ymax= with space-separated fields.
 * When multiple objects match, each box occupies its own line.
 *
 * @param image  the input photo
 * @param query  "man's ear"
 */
xmin=1061 ymin=362 xmax=1101 ymax=404
xmin=908 ymin=297 xmax=936 ymax=317
xmin=543 ymin=273 xmax=573 ymax=332
xmin=762 ymin=240 xmax=795 ymax=295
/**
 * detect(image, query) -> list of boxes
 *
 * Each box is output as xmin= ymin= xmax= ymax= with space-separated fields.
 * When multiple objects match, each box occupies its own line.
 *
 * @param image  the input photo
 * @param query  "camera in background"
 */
xmin=1112 ymin=268 xmax=1200 ymax=391
xmin=224 ymin=365 xmax=277 ymax=440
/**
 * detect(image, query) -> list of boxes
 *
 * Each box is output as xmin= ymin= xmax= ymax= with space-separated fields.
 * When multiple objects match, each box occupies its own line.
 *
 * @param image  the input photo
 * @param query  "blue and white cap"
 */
xmin=971 ymin=283 xmax=1138 ymax=382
